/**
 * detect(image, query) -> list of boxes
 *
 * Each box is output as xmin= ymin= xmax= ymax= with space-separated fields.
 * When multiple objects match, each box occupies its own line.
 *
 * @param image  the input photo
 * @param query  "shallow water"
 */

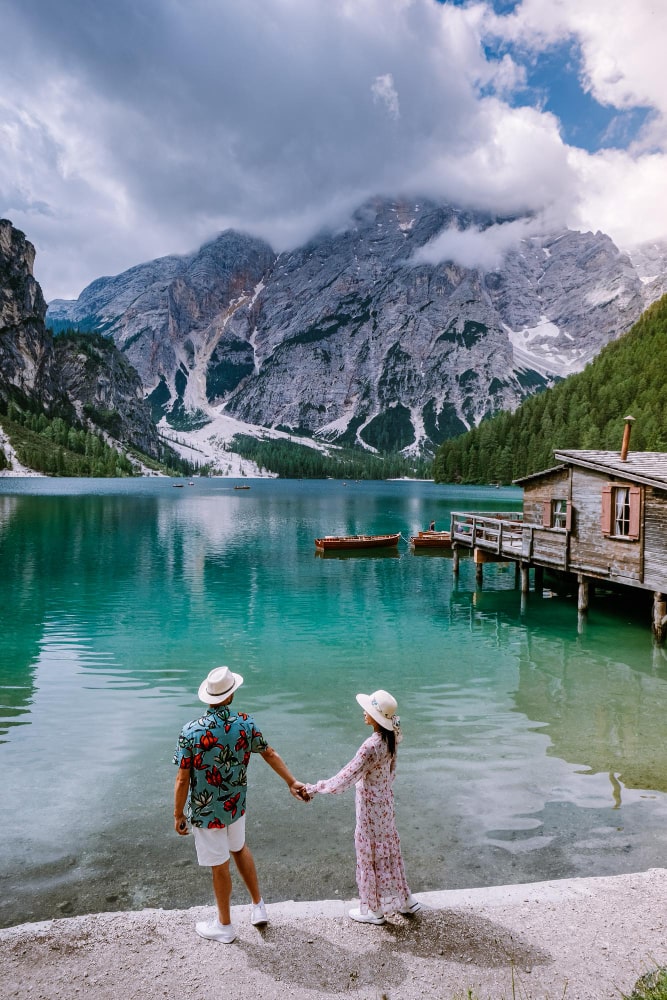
xmin=1 ymin=477 xmax=666 ymax=927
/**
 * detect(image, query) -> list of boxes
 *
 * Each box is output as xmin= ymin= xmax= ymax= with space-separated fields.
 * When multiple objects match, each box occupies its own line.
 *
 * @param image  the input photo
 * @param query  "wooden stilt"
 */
xmin=652 ymin=592 xmax=667 ymax=644
xmin=577 ymin=574 xmax=589 ymax=613
xmin=474 ymin=548 xmax=484 ymax=584
xmin=452 ymin=547 xmax=460 ymax=574
xmin=520 ymin=564 xmax=530 ymax=594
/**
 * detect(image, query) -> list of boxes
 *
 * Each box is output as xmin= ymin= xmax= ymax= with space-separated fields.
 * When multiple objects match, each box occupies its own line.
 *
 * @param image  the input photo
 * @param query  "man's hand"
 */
xmin=289 ymin=780 xmax=310 ymax=802
xmin=174 ymin=814 xmax=190 ymax=835
xmin=174 ymin=767 xmax=191 ymax=834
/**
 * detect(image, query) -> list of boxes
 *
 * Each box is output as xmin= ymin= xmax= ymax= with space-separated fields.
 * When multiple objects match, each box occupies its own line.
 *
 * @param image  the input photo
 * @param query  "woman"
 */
xmin=305 ymin=689 xmax=421 ymax=924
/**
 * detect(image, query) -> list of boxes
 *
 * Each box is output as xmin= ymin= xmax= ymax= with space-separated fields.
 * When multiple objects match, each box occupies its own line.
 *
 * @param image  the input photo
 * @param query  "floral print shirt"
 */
xmin=174 ymin=705 xmax=268 ymax=828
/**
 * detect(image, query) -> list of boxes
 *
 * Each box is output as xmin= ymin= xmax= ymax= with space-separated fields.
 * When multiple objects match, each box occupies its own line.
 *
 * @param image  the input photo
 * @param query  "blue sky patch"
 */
xmin=438 ymin=2 xmax=651 ymax=153
xmin=516 ymin=40 xmax=651 ymax=152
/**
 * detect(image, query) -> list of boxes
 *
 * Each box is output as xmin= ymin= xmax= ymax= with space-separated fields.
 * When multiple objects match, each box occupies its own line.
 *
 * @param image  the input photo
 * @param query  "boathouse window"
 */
xmin=552 ymin=499 xmax=568 ymax=529
xmin=542 ymin=498 xmax=571 ymax=530
xmin=601 ymin=484 xmax=641 ymax=539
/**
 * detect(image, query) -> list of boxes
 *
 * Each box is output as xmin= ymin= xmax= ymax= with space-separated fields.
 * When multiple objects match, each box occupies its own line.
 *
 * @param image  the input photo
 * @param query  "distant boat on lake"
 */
xmin=172 ymin=482 xmax=185 ymax=488
xmin=234 ymin=485 xmax=251 ymax=490
xmin=315 ymin=532 xmax=401 ymax=551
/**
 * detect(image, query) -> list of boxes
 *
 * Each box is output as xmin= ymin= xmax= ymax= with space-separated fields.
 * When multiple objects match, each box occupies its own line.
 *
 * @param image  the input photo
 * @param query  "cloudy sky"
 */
xmin=1 ymin=0 xmax=666 ymax=301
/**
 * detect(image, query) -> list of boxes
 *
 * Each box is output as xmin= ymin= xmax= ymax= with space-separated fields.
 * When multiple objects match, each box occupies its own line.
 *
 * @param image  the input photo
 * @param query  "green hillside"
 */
xmin=433 ymin=294 xmax=667 ymax=485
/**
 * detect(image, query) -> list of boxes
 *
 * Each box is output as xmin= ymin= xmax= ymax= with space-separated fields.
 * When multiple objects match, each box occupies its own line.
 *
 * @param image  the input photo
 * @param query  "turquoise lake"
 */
xmin=2 ymin=477 xmax=667 ymax=928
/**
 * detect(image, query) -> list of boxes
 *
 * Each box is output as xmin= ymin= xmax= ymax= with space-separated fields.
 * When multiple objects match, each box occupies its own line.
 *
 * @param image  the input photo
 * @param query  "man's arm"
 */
xmin=260 ymin=746 xmax=309 ymax=800
xmin=174 ymin=767 xmax=191 ymax=834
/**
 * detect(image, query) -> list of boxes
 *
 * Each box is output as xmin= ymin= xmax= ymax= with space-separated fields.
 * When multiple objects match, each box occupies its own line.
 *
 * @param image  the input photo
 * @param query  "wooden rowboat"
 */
xmin=315 ymin=532 xmax=401 ymax=551
xmin=409 ymin=530 xmax=452 ymax=549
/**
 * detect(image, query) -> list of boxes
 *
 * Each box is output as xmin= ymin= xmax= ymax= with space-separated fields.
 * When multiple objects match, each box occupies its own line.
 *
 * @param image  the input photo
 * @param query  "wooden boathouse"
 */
xmin=449 ymin=419 xmax=667 ymax=641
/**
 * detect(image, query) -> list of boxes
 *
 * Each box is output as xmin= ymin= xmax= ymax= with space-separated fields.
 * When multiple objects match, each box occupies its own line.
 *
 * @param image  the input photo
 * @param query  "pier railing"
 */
xmin=450 ymin=511 xmax=569 ymax=568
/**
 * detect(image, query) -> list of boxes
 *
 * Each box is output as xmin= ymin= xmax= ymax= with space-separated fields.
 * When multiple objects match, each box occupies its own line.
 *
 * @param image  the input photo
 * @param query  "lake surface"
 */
xmin=1 ymin=477 xmax=667 ymax=928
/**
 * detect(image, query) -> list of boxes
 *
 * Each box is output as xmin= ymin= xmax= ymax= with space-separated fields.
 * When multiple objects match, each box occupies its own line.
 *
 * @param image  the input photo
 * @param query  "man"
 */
xmin=174 ymin=664 xmax=308 ymax=943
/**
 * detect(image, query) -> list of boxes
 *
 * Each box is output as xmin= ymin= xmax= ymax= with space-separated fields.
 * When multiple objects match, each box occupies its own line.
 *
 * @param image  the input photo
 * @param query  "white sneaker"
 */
xmin=398 ymin=894 xmax=422 ymax=915
xmin=348 ymin=907 xmax=385 ymax=925
xmin=195 ymin=918 xmax=237 ymax=943
xmin=251 ymin=898 xmax=268 ymax=926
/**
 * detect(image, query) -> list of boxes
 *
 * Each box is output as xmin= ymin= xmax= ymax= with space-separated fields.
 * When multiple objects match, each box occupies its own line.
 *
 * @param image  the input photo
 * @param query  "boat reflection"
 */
xmin=315 ymin=548 xmax=401 ymax=560
xmin=410 ymin=546 xmax=454 ymax=558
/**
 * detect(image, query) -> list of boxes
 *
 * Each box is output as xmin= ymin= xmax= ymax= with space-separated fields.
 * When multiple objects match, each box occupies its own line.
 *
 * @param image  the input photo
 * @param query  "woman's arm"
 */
xmin=305 ymin=739 xmax=375 ymax=797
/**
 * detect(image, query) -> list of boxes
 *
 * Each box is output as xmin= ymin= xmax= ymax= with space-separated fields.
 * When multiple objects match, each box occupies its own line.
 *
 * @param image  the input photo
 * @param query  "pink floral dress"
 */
xmin=306 ymin=731 xmax=411 ymax=914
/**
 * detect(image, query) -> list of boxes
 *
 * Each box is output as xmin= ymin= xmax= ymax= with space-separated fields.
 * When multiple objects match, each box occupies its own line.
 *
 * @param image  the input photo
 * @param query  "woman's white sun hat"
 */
xmin=198 ymin=665 xmax=244 ymax=705
xmin=356 ymin=689 xmax=402 ymax=741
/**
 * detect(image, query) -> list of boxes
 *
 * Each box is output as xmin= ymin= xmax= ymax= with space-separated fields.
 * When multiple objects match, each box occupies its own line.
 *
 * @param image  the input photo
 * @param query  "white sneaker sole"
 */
xmin=195 ymin=921 xmax=237 ymax=943
xmin=348 ymin=908 xmax=385 ymax=925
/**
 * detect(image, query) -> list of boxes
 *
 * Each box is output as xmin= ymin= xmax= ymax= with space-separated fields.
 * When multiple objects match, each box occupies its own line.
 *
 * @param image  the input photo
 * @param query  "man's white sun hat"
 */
xmin=198 ymin=665 xmax=244 ymax=705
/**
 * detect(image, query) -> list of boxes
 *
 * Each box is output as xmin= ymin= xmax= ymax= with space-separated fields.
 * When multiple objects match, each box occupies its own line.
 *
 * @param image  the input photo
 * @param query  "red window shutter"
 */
xmin=542 ymin=500 xmax=551 ymax=527
xmin=628 ymin=486 xmax=641 ymax=540
xmin=565 ymin=500 xmax=573 ymax=531
xmin=601 ymin=484 xmax=613 ymax=535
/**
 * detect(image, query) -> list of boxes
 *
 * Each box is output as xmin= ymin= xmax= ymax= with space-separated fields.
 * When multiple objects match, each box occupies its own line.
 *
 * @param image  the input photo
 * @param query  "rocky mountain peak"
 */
xmin=46 ymin=199 xmax=665 ymax=457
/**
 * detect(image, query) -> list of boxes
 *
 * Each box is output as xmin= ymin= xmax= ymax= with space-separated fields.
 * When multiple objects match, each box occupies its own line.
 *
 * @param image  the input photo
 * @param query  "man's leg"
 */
xmin=230 ymin=844 xmax=261 ymax=905
xmin=211 ymin=860 xmax=233 ymax=925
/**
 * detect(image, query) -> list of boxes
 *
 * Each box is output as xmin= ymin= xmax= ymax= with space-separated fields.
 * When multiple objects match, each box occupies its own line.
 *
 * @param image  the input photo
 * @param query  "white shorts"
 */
xmin=192 ymin=816 xmax=246 ymax=867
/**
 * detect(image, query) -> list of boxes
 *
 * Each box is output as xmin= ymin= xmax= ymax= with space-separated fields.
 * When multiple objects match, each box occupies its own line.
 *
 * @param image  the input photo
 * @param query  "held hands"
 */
xmin=289 ymin=780 xmax=311 ymax=802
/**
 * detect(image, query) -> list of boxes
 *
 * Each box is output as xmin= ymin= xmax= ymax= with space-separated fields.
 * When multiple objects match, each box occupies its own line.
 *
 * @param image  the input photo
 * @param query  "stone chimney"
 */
xmin=620 ymin=415 xmax=635 ymax=461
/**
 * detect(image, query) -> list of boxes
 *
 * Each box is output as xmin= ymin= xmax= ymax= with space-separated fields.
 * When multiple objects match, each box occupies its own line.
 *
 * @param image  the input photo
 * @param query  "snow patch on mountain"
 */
xmin=506 ymin=317 xmax=582 ymax=377
xmin=586 ymin=286 xmax=621 ymax=307
xmin=161 ymin=407 xmax=341 ymax=476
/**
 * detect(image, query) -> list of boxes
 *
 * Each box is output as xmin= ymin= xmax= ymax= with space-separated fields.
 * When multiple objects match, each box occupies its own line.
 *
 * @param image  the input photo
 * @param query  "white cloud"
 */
xmin=472 ymin=0 xmax=667 ymax=246
xmin=0 ymin=0 xmax=665 ymax=299
xmin=413 ymin=216 xmax=534 ymax=269
xmin=567 ymin=146 xmax=667 ymax=249
xmin=481 ymin=0 xmax=667 ymax=115
xmin=371 ymin=73 xmax=401 ymax=120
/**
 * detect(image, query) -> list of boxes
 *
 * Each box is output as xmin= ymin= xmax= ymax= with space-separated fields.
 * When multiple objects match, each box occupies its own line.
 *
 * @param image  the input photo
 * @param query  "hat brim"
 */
xmin=356 ymin=692 xmax=393 ymax=730
xmin=198 ymin=672 xmax=244 ymax=704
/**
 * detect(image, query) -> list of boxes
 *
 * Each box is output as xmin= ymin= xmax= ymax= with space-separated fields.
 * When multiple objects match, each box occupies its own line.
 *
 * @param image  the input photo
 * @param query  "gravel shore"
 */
xmin=2 ymin=870 xmax=666 ymax=1000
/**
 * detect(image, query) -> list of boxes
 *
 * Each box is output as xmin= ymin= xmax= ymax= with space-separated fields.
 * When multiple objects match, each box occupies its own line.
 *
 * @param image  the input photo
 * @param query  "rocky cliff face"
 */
xmin=53 ymin=333 xmax=160 ymax=456
xmin=0 ymin=219 xmax=56 ymax=406
xmin=0 ymin=219 xmax=161 ymax=460
xmin=48 ymin=199 xmax=662 ymax=454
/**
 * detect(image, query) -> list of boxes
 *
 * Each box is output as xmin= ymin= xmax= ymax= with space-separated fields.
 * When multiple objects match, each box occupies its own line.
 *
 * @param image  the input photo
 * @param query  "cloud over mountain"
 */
xmin=1 ymin=0 xmax=666 ymax=300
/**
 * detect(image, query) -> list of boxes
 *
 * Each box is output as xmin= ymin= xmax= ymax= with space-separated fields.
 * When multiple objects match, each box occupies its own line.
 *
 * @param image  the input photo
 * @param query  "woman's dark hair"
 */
xmin=377 ymin=725 xmax=396 ymax=757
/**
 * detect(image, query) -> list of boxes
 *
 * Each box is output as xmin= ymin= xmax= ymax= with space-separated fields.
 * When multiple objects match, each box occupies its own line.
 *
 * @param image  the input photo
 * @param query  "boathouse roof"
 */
xmin=515 ymin=450 xmax=667 ymax=491
xmin=513 ymin=464 xmax=567 ymax=485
